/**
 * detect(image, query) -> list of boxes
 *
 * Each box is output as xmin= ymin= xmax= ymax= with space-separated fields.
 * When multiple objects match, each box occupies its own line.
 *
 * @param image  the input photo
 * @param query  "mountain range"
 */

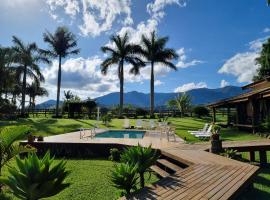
xmin=36 ymin=86 xmax=244 ymax=109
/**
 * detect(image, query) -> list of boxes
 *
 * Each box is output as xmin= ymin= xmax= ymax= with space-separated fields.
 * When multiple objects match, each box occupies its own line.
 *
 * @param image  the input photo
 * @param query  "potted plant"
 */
xmin=27 ymin=134 xmax=35 ymax=143
xmin=37 ymin=136 xmax=44 ymax=142
xmin=210 ymin=124 xmax=222 ymax=154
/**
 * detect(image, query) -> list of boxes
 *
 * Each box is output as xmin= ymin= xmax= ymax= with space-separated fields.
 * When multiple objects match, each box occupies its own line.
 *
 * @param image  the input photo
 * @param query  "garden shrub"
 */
xmin=109 ymin=148 xmax=121 ymax=161
xmin=193 ymin=106 xmax=209 ymax=118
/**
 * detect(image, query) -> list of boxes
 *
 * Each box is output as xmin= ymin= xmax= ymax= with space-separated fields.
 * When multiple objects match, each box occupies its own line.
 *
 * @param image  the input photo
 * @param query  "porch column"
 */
xmin=251 ymin=99 xmax=256 ymax=134
xmin=212 ymin=107 xmax=216 ymax=123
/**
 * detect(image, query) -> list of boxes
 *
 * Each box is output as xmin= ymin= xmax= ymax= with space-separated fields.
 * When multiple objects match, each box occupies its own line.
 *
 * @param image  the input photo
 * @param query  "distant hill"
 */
xmin=35 ymin=100 xmax=63 ymax=109
xmin=95 ymin=86 xmax=244 ymax=107
xmin=36 ymin=86 xmax=244 ymax=109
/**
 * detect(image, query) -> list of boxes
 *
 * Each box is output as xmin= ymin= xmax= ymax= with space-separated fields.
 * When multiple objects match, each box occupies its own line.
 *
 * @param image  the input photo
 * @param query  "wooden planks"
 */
xmin=126 ymin=149 xmax=259 ymax=200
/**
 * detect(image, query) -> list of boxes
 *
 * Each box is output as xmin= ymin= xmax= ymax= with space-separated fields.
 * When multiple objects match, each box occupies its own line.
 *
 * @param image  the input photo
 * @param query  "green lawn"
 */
xmin=1 ymin=159 xmax=158 ymax=200
xmin=0 ymin=117 xmax=263 ymax=143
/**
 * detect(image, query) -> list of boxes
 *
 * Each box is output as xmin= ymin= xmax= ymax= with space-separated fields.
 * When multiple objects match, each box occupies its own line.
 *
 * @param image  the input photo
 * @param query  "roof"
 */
xmin=208 ymin=86 xmax=270 ymax=108
xmin=242 ymin=76 xmax=270 ymax=90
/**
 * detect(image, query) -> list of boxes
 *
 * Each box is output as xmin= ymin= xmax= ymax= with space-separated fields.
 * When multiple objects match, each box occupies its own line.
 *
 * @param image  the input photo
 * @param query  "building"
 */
xmin=208 ymin=77 xmax=270 ymax=133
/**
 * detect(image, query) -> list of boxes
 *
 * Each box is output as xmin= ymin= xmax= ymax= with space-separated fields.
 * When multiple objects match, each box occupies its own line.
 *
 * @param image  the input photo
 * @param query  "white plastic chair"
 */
xmin=188 ymin=123 xmax=208 ymax=135
xmin=136 ymin=119 xmax=143 ymax=129
xmin=149 ymin=120 xmax=156 ymax=130
xmin=123 ymin=119 xmax=130 ymax=129
xmin=194 ymin=125 xmax=213 ymax=137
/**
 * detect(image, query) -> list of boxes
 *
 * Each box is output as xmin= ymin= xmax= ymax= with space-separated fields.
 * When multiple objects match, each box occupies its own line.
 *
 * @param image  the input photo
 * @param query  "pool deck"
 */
xmin=31 ymin=129 xmax=264 ymax=200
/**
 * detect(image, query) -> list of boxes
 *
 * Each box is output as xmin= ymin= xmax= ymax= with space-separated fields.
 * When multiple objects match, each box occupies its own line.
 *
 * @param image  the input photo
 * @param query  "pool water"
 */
xmin=95 ymin=130 xmax=145 ymax=139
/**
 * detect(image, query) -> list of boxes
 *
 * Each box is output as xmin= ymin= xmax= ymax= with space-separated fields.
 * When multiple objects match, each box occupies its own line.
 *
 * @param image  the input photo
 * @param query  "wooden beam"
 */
xmin=227 ymin=107 xmax=230 ymax=126
xmin=212 ymin=108 xmax=216 ymax=123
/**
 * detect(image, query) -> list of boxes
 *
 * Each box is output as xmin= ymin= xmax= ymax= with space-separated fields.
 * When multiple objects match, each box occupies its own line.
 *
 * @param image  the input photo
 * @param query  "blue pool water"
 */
xmin=95 ymin=130 xmax=145 ymax=139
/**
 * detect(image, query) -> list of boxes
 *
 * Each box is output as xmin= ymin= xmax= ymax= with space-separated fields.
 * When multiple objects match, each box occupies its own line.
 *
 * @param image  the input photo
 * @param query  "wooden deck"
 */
xmin=27 ymin=130 xmax=264 ymax=200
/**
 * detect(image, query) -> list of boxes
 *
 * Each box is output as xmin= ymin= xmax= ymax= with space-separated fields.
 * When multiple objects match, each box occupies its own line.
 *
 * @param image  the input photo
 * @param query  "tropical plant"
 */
xmin=111 ymin=163 xmax=138 ymax=196
xmin=12 ymin=36 xmax=49 ymax=116
xmin=139 ymin=31 xmax=178 ymax=117
xmin=0 ymin=125 xmax=35 ymax=192
xmin=121 ymin=145 xmax=159 ymax=188
xmin=0 ymin=151 xmax=70 ymax=200
xmin=167 ymin=99 xmax=177 ymax=116
xmin=254 ymin=38 xmax=270 ymax=81
xmin=175 ymin=93 xmax=192 ymax=117
xmin=222 ymin=149 xmax=238 ymax=159
xmin=101 ymin=114 xmax=112 ymax=126
xmin=193 ymin=106 xmax=209 ymax=118
xmin=64 ymin=90 xmax=74 ymax=101
xmin=42 ymin=26 xmax=80 ymax=117
xmin=101 ymin=33 xmax=145 ymax=117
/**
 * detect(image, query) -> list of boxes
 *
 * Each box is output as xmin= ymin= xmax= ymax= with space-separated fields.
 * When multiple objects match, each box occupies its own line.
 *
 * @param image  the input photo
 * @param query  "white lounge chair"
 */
xmin=188 ymin=123 xmax=208 ymax=135
xmin=123 ymin=119 xmax=130 ymax=129
xmin=194 ymin=125 xmax=212 ymax=137
xmin=136 ymin=119 xmax=143 ymax=129
xmin=149 ymin=120 xmax=156 ymax=130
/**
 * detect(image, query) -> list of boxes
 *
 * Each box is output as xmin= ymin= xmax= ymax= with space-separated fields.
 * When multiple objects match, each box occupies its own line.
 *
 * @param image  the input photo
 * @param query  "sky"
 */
xmin=0 ymin=0 xmax=270 ymax=103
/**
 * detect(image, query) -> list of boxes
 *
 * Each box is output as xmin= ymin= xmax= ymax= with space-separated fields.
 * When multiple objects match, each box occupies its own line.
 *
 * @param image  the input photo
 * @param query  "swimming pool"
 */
xmin=95 ymin=130 xmax=145 ymax=139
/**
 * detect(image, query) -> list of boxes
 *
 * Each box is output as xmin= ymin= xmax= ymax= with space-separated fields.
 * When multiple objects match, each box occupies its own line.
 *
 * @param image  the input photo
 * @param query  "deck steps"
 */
xmin=150 ymin=165 xmax=170 ymax=178
xmin=157 ymin=159 xmax=183 ymax=172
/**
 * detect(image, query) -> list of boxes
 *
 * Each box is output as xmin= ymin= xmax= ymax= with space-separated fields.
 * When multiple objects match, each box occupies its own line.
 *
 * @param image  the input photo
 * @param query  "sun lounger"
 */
xmin=194 ymin=125 xmax=213 ymax=137
xmin=123 ymin=119 xmax=130 ymax=129
xmin=136 ymin=119 xmax=143 ymax=129
xmin=149 ymin=120 xmax=156 ymax=129
xmin=188 ymin=123 xmax=208 ymax=134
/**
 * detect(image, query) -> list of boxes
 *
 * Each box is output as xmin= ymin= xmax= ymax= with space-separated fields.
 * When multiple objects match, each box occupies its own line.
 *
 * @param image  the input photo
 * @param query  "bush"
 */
xmin=101 ymin=114 xmax=112 ymax=126
xmin=0 ymin=151 xmax=70 ymax=200
xmin=109 ymin=148 xmax=121 ymax=161
xmin=135 ymin=108 xmax=148 ymax=118
xmin=193 ymin=106 xmax=209 ymax=118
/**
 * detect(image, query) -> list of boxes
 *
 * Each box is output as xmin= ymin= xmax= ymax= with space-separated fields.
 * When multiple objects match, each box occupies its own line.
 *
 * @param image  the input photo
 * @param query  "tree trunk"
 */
xmin=119 ymin=60 xmax=124 ymax=117
xmin=21 ymin=65 xmax=27 ymax=116
xmin=150 ymin=62 xmax=154 ymax=118
xmin=56 ymin=56 xmax=62 ymax=117
xmin=140 ymin=172 xmax=145 ymax=188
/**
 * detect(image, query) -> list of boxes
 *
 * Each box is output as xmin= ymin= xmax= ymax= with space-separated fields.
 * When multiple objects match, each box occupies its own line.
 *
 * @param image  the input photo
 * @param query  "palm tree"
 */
xmin=42 ymin=27 xmax=80 ymax=117
xmin=175 ymin=93 xmax=192 ymax=117
xmin=101 ymin=33 xmax=145 ymax=117
xmin=27 ymin=80 xmax=48 ymax=109
xmin=140 ymin=31 xmax=178 ymax=117
xmin=12 ymin=36 xmax=49 ymax=116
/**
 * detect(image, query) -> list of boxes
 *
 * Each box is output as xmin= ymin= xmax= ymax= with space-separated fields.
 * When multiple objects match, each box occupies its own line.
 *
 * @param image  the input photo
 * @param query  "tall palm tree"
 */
xmin=12 ymin=36 xmax=49 ymax=116
xmin=175 ymin=93 xmax=192 ymax=117
xmin=140 ymin=31 xmax=178 ymax=117
xmin=42 ymin=26 xmax=80 ymax=117
xmin=101 ymin=33 xmax=145 ymax=117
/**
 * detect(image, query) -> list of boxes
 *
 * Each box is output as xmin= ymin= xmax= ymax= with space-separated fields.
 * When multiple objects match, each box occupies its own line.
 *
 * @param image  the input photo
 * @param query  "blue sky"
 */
xmin=0 ymin=0 xmax=270 ymax=103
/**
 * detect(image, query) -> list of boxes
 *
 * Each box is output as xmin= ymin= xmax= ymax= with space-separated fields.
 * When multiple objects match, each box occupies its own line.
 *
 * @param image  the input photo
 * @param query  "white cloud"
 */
xmin=154 ymin=80 xmax=164 ymax=86
xmin=263 ymin=27 xmax=270 ymax=33
xmin=176 ymin=48 xmax=203 ymax=68
xmin=220 ymin=79 xmax=230 ymax=88
xmin=147 ymin=0 xmax=186 ymax=19
xmin=45 ymin=0 xmax=133 ymax=36
xmin=218 ymin=36 xmax=268 ymax=83
xmin=174 ymin=82 xmax=207 ymax=93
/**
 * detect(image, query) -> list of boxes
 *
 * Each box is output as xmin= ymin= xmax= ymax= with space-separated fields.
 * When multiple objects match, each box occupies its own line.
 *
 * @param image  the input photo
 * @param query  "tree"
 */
xmin=193 ymin=106 xmax=209 ymax=118
xmin=101 ymin=33 xmax=145 ymax=117
xmin=166 ymin=99 xmax=177 ymax=116
xmin=254 ymin=38 xmax=270 ymax=81
xmin=27 ymin=80 xmax=48 ymax=109
xmin=140 ymin=31 xmax=178 ymax=117
xmin=42 ymin=27 xmax=80 ymax=117
xmin=0 ymin=151 xmax=70 ymax=200
xmin=121 ymin=145 xmax=159 ymax=188
xmin=175 ymin=93 xmax=192 ymax=117
xmin=12 ymin=36 xmax=49 ymax=116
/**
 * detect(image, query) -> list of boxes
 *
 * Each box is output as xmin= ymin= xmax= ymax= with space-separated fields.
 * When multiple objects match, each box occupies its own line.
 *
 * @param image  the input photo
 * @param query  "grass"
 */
xmin=1 ymin=159 xmax=159 ymax=200
xmin=0 ymin=117 xmax=263 ymax=142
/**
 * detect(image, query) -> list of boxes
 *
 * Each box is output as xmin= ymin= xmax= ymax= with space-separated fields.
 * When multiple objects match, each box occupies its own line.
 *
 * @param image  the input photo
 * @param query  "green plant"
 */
xmin=101 ymin=114 xmax=112 ymax=126
xmin=121 ymin=145 xmax=159 ymax=188
xmin=212 ymin=124 xmax=221 ymax=134
xmin=175 ymin=93 xmax=192 ymax=117
xmin=111 ymin=163 xmax=138 ymax=196
xmin=222 ymin=149 xmax=238 ymax=159
xmin=109 ymin=148 xmax=121 ymax=161
xmin=0 ymin=126 xmax=35 ymax=177
xmin=0 ymin=151 xmax=70 ymax=200
xmin=193 ymin=106 xmax=209 ymax=118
